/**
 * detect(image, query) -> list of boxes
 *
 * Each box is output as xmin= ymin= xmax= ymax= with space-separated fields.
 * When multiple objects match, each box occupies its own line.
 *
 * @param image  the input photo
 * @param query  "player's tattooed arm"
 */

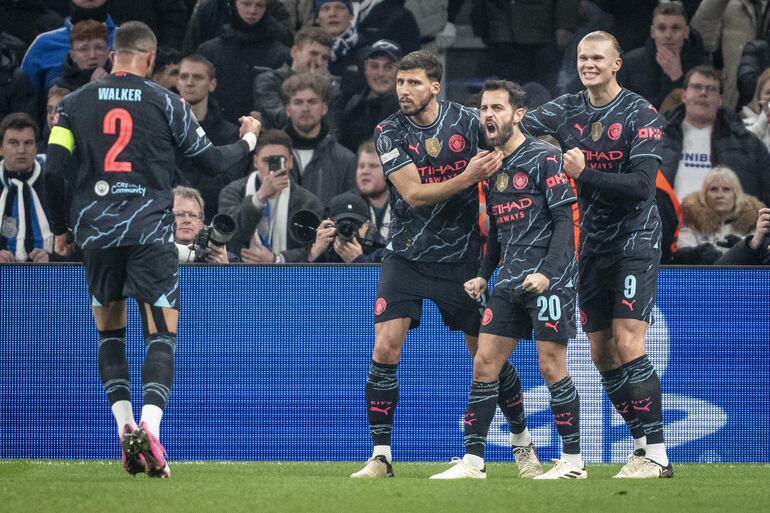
xmin=388 ymin=150 xmax=503 ymax=208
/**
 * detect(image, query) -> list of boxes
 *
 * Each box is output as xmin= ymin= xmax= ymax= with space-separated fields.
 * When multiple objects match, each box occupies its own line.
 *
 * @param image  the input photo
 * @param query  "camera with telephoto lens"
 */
xmin=193 ymin=213 xmax=237 ymax=262
xmin=334 ymin=218 xmax=361 ymax=242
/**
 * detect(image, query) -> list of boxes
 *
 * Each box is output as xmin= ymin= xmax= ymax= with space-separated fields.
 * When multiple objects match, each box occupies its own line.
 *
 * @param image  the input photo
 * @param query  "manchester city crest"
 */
xmin=591 ymin=122 xmax=603 ymax=142
xmin=496 ymin=173 xmax=509 ymax=192
xmin=425 ymin=137 xmax=442 ymax=157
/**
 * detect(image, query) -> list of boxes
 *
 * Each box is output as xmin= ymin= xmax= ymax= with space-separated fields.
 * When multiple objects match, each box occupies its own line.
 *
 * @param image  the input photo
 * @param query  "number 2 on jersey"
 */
xmin=103 ymin=108 xmax=133 ymax=172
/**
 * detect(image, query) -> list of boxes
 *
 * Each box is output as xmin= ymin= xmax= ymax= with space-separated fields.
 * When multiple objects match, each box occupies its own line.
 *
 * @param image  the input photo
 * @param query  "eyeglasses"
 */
xmin=173 ymin=210 xmax=202 ymax=220
xmin=687 ymin=83 xmax=720 ymax=94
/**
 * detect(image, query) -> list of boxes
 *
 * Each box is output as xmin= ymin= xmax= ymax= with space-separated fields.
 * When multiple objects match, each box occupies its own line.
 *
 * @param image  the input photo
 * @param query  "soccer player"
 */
xmin=522 ymin=31 xmax=673 ymax=478
xmin=352 ymin=51 xmax=542 ymax=479
xmin=430 ymin=80 xmax=582 ymax=480
xmin=44 ymin=21 xmax=261 ymax=478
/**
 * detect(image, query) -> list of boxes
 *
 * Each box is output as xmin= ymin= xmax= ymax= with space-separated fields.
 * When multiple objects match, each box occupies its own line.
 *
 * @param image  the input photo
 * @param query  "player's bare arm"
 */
xmin=388 ymin=150 xmax=502 ymax=208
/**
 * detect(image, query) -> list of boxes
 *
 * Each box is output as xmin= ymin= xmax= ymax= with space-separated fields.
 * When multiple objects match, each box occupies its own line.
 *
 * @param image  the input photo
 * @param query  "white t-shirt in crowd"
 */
xmin=674 ymin=121 xmax=712 ymax=200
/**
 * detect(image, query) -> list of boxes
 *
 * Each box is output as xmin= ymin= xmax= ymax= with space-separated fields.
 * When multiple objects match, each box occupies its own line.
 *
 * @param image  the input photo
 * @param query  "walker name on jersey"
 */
xmin=417 ymin=159 xmax=467 ymax=183
xmin=97 ymin=87 xmax=143 ymax=102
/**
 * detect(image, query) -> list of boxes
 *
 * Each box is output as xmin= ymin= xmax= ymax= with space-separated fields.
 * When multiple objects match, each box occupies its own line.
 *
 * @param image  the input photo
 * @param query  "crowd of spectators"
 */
xmin=1 ymin=0 xmax=769 ymax=265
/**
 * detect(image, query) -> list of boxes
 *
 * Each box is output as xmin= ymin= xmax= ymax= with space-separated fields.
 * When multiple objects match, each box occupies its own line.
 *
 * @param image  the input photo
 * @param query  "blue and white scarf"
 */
xmin=0 ymin=159 xmax=53 ymax=261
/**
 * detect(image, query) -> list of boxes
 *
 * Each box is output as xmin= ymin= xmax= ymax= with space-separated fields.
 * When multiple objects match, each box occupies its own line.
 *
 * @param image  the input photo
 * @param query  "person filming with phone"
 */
xmin=218 ymin=129 xmax=324 ymax=263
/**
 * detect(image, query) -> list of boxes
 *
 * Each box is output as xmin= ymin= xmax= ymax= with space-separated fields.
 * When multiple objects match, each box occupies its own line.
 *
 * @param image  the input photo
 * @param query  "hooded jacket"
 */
xmin=0 ymin=40 xmax=35 ymax=120
xmin=197 ymin=14 xmax=291 ymax=124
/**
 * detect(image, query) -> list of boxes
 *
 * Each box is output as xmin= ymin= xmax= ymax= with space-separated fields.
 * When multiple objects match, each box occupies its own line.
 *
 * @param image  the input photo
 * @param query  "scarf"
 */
xmin=0 ymin=160 xmax=53 ymax=261
xmin=331 ymin=21 xmax=359 ymax=62
xmin=246 ymin=171 xmax=290 ymax=253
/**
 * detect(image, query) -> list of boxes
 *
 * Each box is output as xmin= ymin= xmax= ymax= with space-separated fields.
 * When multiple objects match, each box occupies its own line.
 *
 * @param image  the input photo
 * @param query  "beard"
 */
xmin=484 ymin=121 xmax=514 ymax=148
xmin=400 ymin=94 xmax=432 ymax=117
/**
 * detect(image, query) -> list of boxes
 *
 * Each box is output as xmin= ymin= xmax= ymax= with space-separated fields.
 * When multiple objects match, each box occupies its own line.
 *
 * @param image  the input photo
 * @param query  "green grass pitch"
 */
xmin=1 ymin=460 xmax=767 ymax=513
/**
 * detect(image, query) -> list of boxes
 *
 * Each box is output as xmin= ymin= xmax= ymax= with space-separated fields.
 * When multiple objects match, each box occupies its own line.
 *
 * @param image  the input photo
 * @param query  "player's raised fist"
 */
xmin=238 ymin=116 xmax=262 ymax=138
xmin=562 ymin=147 xmax=585 ymax=179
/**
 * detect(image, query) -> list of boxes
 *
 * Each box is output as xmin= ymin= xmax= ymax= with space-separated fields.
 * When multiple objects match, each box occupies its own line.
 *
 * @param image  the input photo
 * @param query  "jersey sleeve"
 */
xmin=539 ymin=148 xmax=576 ymax=209
xmin=521 ymin=100 xmax=563 ymax=138
xmin=374 ymin=120 xmax=413 ymax=177
xmin=167 ymin=95 xmax=214 ymax=157
xmin=628 ymin=101 xmax=663 ymax=162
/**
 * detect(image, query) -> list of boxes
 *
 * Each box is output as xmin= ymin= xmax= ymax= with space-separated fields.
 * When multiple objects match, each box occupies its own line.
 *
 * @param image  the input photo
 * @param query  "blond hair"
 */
xmin=749 ymin=67 xmax=770 ymax=115
xmin=699 ymin=166 xmax=743 ymax=213
xmin=579 ymin=31 xmax=622 ymax=57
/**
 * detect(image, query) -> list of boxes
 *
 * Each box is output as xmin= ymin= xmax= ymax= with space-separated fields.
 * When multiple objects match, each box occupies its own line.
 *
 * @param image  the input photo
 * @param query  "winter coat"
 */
xmin=108 ymin=0 xmax=188 ymax=50
xmin=483 ymin=0 xmax=581 ymax=46
xmin=21 ymin=16 xmax=116 ymax=93
xmin=691 ymin=0 xmax=770 ymax=109
xmin=619 ymin=30 xmax=710 ymax=109
xmin=660 ymin=104 xmax=770 ymax=206
xmin=176 ymin=98 xmax=248 ymax=222
xmin=736 ymin=37 xmax=770 ymax=109
xmin=0 ymin=41 xmax=34 ymax=121
xmin=198 ymin=22 xmax=291 ymax=124
xmin=673 ymin=191 xmax=764 ymax=263
xmin=358 ymin=0 xmax=421 ymax=55
xmin=338 ymin=88 xmax=399 ymax=152
xmin=50 ymin=55 xmax=111 ymax=93
xmin=280 ymin=0 xmax=315 ymax=31
xmin=289 ymin=133 xmax=358 ymax=208
xmin=744 ymin=108 xmax=770 ymax=151
xmin=715 ymin=234 xmax=770 ymax=263
xmin=183 ymin=0 xmax=293 ymax=53
xmin=0 ymin=1 xmax=63 ymax=51
xmin=252 ymin=64 xmax=343 ymax=131
xmin=404 ymin=0 xmax=448 ymax=41
xmin=218 ymin=174 xmax=324 ymax=261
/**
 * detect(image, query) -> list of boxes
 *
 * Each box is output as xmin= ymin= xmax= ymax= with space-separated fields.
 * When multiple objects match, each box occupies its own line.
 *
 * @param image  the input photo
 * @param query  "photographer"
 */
xmin=219 ymin=129 xmax=324 ymax=262
xmin=307 ymin=191 xmax=384 ymax=263
xmin=173 ymin=186 xmax=233 ymax=263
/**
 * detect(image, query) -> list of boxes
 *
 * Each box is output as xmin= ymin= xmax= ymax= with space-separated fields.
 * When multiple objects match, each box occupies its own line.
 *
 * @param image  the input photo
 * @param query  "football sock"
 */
xmin=463 ymin=454 xmax=485 ymax=470
xmin=498 ymin=361 xmax=527 ymax=435
xmin=98 ymin=328 xmax=130 ymax=405
xmin=112 ymin=401 xmax=136 ymax=433
xmin=624 ymin=355 xmax=667 ymax=463
xmin=510 ymin=428 xmax=532 ymax=448
xmin=547 ymin=375 xmax=581 ymax=456
xmin=142 ymin=332 xmax=175 ymax=411
xmin=140 ymin=405 xmax=163 ymax=437
xmin=372 ymin=445 xmax=392 ymax=463
xmin=644 ymin=443 xmax=669 ymax=467
xmin=600 ymin=366 xmax=646 ymax=440
xmin=463 ymin=380 xmax=499 ymax=458
xmin=366 ymin=360 xmax=398 ymax=446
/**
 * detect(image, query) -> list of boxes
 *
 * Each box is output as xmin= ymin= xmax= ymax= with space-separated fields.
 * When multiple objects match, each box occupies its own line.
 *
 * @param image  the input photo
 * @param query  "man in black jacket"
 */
xmin=661 ymin=65 xmax=770 ymax=207
xmin=283 ymin=71 xmax=357 ymax=207
xmin=619 ymin=2 xmax=710 ymax=109
xmin=175 ymin=53 xmax=249 ymax=222
xmin=252 ymin=26 xmax=334 ymax=130
xmin=339 ymin=39 xmax=401 ymax=153
xmin=197 ymin=0 xmax=291 ymax=125
xmin=218 ymin=128 xmax=324 ymax=262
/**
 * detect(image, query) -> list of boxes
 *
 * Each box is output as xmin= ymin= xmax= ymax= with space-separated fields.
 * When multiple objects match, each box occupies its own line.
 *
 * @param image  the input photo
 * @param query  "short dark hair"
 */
xmin=255 ymin=129 xmax=294 ymax=156
xmin=294 ymin=26 xmax=334 ymax=50
xmin=180 ymin=53 xmax=216 ymax=79
xmin=113 ymin=21 xmax=157 ymax=54
xmin=48 ymin=86 xmax=70 ymax=101
xmin=684 ymin=64 xmax=723 ymax=94
xmin=653 ymin=1 xmax=687 ymax=21
xmin=481 ymin=80 xmax=526 ymax=109
xmin=397 ymin=50 xmax=442 ymax=83
xmin=282 ymin=72 xmax=329 ymax=102
xmin=155 ymin=46 xmax=182 ymax=72
xmin=0 ymin=112 xmax=39 ymax=143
